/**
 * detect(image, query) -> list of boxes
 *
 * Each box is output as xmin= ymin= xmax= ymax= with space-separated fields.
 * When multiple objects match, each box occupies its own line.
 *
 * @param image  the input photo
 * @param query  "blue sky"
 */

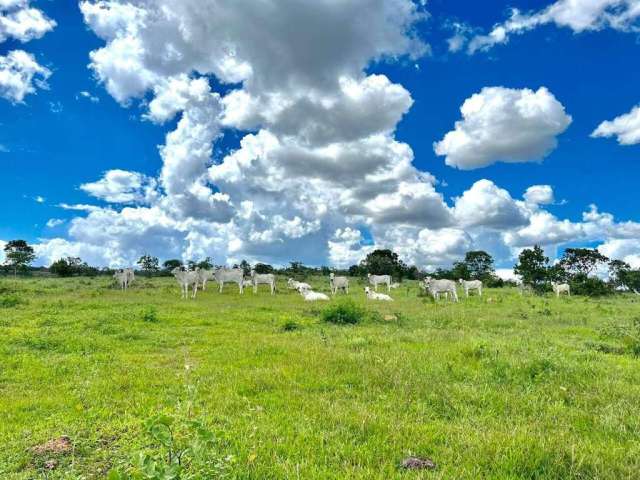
xmin=1 ymin=0 xmax=639 ymax=270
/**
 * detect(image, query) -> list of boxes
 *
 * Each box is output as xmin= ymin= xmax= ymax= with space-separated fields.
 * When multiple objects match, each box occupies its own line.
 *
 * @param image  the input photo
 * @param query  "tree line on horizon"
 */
xmin=2 ymin=239 xmax=640 ymax=295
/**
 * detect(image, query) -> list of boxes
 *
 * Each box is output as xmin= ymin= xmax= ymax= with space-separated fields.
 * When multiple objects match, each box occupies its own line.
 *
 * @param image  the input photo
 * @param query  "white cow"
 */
xmin=287 ymin=278 xmax=311 ymax=291
xmin=195 ymin=268 xmax=215 ymax=290
xmin=459 ymin=279 xmax=483 ymax=297
xmin=551 ymin=282 xmax=570 ymax=297
xmin=423 ymin=277 xmax=458 ymax=302
xmin=367 ymin=273 xmax=391 ymax=292
xmin=172 ymin=267 xmax=199 ymax=299
xmin=329 ymin=273 xmax=349 ymax=295
xmin=251 ymin=269 xmax=276 ymax=294
xmin=113 ymin=268 xmax=135 ymax=290
xmin=298 ymin=286 xmax=329 ymax=301
xmin=364 ymin=287 xmax=393 ymax=301
xmin=214 ymin=268 xmax=245 ymax=293
xmin=389 ymin=282 xmax=401 ymax=289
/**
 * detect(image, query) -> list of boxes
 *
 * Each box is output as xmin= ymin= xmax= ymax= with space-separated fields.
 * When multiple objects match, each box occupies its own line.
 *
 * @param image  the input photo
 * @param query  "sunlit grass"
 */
xmin=1 ymin=276 xmax=639 ymax=478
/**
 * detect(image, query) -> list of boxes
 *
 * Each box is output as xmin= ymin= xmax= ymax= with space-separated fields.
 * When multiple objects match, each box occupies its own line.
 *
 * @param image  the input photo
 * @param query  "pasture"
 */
xmin=1 ymin=276 xmax=640 ymax=479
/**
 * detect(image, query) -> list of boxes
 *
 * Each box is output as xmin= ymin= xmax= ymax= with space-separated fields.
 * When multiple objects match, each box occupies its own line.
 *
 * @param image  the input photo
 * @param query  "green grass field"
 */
xmin=1 ymin=276 xmax=640 ymax=479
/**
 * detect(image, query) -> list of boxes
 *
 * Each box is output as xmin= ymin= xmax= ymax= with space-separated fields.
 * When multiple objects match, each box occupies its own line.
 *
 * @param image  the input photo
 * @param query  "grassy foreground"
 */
xmin=1 ymin=276 xmax=640 ymax=479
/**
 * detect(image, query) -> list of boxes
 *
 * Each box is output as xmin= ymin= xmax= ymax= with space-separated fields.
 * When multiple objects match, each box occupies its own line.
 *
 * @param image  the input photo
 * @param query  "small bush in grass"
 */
xmin=0 ymin=294 xmax=22 ymax=308
xmin=280 ymin=320 xmax=299 ymax=332
xmin=141 ymin=306 xmax=158 ymax=323
xmin=322 ymin=299 xmax=365 ymax=325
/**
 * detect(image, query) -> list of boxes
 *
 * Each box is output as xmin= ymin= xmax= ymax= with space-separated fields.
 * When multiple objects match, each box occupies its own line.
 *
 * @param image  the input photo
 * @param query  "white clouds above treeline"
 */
xmin=5 ymin=0 xmax=639 ymax=271
xmin=0 ymin=0 xmax=54 ymax=103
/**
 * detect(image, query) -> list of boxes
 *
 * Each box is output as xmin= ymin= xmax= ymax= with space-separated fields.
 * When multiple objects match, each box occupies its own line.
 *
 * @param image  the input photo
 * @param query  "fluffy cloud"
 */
xmin=0 ymin=0 xmax=55 ymax=43
xmin=454 ymin=179 xmax=528 ymax=229
xmin=464 ymin=0 xmax=640 ymax=54
xmin=30 ymin=0 xmax=638 ymax=271
xmin=591 ymin=104 xmax=640 ymax=145
xmin=80 ymin=169 xmax=158 ymax=204
xmin=0 ymin=49 xmax=50 ymax=103
xmin=434 ymin=87 xmax=572 ymax=169
xmin=598 ymin=239 xmax=640 ymax=269
xmin=524 ymin=185 xmax=555 ymax=205
xmin=0 ymin=1 xmax=54 ymax=102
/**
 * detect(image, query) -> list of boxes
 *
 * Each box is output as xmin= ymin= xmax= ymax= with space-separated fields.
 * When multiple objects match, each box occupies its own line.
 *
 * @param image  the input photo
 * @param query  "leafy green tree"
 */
xmin=608 ymin=259 xmax=631 ymax=288
xmin=559 ymin=248 xmax=609 ymax=278
xmin=359 ymin=249 xmax=407 ymax=279
xmin=514 ymin=245 xmax=550 ymax=292
xmin=49 ymin=256 xmax=90 ymax=277
xmin=3 ymin=240 xmax=36 ymax=277
xmin=196 ymin=257 xmax=214 ymax=269
xmin=137 ymin=255 xmax=159 ymax=276
xmin=463 ymin=250 xmax=495 ymax=280
xmin=451 ymin=261 xmax=471 ymax=280
xmin=239 ymin=260 xmax=251 ymax=277
xmin=163 ymin=259 xmax=182 ymax=271
xmin=254 ymin=263 xmax=273 ymax=274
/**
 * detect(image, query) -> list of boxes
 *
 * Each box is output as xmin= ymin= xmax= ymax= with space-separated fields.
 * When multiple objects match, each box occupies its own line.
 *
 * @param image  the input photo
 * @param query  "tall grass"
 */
xmin=1 ymin=276 xmax=639 ymax=479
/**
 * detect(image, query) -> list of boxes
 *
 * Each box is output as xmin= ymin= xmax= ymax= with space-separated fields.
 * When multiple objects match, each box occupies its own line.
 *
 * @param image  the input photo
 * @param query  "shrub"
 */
xmin=570 ymin=275 xmax=612 ymax=297
xmin=141 ymin=306 xmax=158 ymax=323
xmin=0 ymin=294 xmax=21 ymax=308
xmin=280 ymin=320 xmax=299 ymax=332
xmin=321 ymin=300 xmax=365 ymax=325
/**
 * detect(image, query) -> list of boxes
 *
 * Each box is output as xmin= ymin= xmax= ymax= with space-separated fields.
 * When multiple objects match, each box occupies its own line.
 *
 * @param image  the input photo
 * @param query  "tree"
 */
xmin=49 ymin=257 xmax=91 ymax=277
xmin=196 ymin=257 xmax=214 ymax=269
xmin=254 ymin=263 xmax=273 ymax=274
xmin=163 ymin=259 xmax=182 ymax=271
xmin=360 ymin=249 xmax=407 ymax=279
xmin=559 ymin=248 xmax=609 ymax=278
xmin=451 ymin=261 xmax=471 ymax=280
xmin=463 ymin=251 xmax=495 ymax=280
xmin=608 ymin=259 xmax=631 ymax=288
xmin=137 ymin=255 xmax=159 ymax=276
xmin=239 ymin=260 xmax=251 ymax=277
xmin=3 ymin=240 xmax=36 ymax=277
xmin=514 ymin=245 xmax=550 ymax=292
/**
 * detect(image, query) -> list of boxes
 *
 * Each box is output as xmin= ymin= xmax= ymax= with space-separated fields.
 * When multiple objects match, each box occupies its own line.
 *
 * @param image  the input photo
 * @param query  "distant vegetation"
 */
xmin=3 ymin=239 xmax=640 ymax=296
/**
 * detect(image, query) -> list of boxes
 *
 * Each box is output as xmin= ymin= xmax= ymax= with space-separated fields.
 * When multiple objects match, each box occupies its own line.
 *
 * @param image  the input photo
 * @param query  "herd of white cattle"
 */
xmin=112 ymin=267 xmax=567 ymax=302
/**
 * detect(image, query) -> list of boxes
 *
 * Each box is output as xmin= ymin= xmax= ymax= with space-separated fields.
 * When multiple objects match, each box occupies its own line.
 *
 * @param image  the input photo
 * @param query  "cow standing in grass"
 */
xmin=215 ymin=268 xmax=245 ymax=294
xmin=459 ymin=279 xmax=482 ymax=297
xmin=423 ymin=277 xmax=458 ymax=302
xmin=551 ymin=282 xmax=570 ymax=297
xmin=114 ymin=268 xmax=134 ymax=291
xmin=251 ymin=269 xmax=276 ymax=294
xmin=367 ymin=273 xmax=391 ymax=292
xmin=196 ymin=268 xmax=215 ymax=290
xmin=172 ymin=267 xmax=199 ymax=299
xmin=329 ymin=273 xmax=349 ymax=295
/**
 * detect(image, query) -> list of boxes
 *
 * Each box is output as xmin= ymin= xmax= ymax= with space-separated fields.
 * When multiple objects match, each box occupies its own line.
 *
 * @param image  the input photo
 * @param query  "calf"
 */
xmin=364 ymin=287 xmax=393 ymax=301
xmin=367 ymin=273 xmax=391 ymax=292
xmin=172 ymin=267 xmax=199 ymax=299
xmin=329 ymin=273 xmax=349 ymax=295
xmin=459 ymin=279 xmax=482 ymax=297
xmin=551 ymin=282 xmax=570 ymax=297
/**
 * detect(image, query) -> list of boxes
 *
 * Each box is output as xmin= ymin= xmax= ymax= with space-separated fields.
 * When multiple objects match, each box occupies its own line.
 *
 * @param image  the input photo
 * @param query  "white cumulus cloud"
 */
xmin=434 ymin=86 xmax=572 ymax=170
xmin=592 ymin=104 xmax=640 ymax=145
